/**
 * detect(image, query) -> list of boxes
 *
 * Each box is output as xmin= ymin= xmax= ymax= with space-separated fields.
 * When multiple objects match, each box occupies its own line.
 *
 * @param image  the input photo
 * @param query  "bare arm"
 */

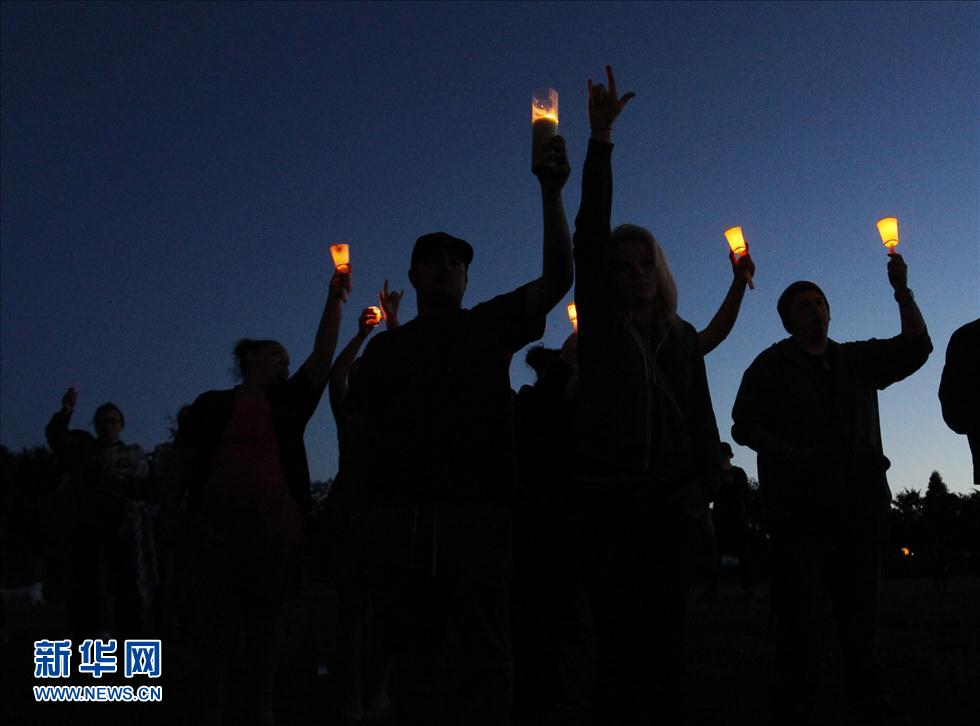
xmin=887 ymin=253 xmax=926 ymax=338
xmin=298 ymin=269 xmax=351 ymax=392
xmin=699 ymin=252 xmax=755 ymax=355
xmin=328 ymin=308 xmax=380 ymax=422
xmin=524 ymin=136 xmax=574 ymax=320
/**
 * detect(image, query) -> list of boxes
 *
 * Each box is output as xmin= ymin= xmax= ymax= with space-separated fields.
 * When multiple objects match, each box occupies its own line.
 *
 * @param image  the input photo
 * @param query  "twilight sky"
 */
xmin=2 ymin=1 xmax=977 ymax=494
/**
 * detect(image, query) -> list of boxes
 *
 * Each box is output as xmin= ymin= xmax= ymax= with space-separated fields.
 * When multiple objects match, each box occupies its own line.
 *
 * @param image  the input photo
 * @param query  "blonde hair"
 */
xmin=609 ymin=224 xmax=679 ymax=332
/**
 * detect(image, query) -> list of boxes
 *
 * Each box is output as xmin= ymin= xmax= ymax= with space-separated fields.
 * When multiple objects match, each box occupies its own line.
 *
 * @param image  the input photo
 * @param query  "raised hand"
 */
xmin=730 ymin=251 xmax=756 ymax=290
xmin=887 ymin=252 xmax=908 ymax=292
xmin=359 ymin=307 xmax=382 ymax=336
xmin=533 ymin=135 xmax=571 ymax=194
xmin=329 ymin=267 xmax=352 ymax=303
xmin=60 ymin=386 xmax=77 ymax=415
xmin=378 ymin=279 xmax=403 ymax=324
xmin=588 ymin=65 xmax=635 ymax=141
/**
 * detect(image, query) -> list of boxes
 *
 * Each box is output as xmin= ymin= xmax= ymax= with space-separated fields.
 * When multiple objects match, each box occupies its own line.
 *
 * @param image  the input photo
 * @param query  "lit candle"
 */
xmin=330 ymin=243 xmax=350 ymax=273
xmin=723 ymin=226 xmax=754 ymax=290
xmin=567 ymin=301 xmax=578 ymax=333
xmin=367 ymin=306 xmax=384 ymax=325
xmin=532 ymin=88 xmax=559 ymax=171
xmin=876 ymin=217 xmax=899 ymax=253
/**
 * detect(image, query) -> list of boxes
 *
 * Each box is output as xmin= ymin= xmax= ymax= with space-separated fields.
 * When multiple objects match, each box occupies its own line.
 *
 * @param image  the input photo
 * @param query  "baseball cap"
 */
xmin=411 ymin=232 xmax=474 ymax=268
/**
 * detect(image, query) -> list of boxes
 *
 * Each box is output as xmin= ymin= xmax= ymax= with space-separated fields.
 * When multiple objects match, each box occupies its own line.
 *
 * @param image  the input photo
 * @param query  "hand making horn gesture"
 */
xmin=588 ymin=65 xmax=636 ymax=143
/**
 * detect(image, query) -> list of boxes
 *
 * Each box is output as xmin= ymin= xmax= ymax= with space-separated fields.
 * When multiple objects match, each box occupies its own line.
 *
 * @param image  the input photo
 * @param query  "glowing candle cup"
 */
xmin=567 ymin=301 xmax=578 ymax=333
xmin=876 ymin=217 xmax=899 ymax=254
xmin=330 ymin=243 xmax=350 ymax=273
xmin=723 ymin=226 xmax=754 ymax=290
xmin=367 ymin=306 xmax=384 ymax=326
xmin=531 ymin=88 xmax=559 ymax=171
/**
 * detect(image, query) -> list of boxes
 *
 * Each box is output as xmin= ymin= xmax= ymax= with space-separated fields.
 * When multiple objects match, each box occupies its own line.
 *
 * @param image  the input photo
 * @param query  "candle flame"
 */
xmin=567 ymin=302 xmax=578 ymax=333
xmin=532 ymin=88 xmax=559 ymax=125
xmin=876 ymin=217 xmax=899 ymax=251
xmin=367 ymin=306 xmax=383 ymax=325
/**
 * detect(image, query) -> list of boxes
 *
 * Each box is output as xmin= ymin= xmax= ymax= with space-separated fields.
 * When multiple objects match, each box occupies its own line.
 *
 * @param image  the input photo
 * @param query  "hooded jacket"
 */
xmin=573 ymin=139 xmax=721 ymax=498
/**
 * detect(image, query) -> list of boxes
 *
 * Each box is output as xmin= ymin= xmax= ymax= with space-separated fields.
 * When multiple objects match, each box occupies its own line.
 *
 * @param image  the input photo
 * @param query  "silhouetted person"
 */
xmin=573 ymin=66 xmax=722 ymax=725
xmin=326 ymin=302 xmax=396 ymax=723
xmin=174 ymin=268 xmax=348 ymax=726
xmin=45 ymin=390 xmax=153 ymax=640
xmin=938 ymin=317 xmax=980 ymax=486
xmin=512 ymin=341 xmax=593 ymax=725
xmin=344 ymin=136 xmax=573 ymax=726
xmin=732 ymin=256 xmax=930 ymax=726
xmin=706 ymin=443 xmax=754 ymax=596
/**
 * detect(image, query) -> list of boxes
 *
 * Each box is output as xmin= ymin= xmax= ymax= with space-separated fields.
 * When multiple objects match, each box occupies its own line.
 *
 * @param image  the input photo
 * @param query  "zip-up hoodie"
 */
xmin=573 ymin=139 xmax=721 ymax=499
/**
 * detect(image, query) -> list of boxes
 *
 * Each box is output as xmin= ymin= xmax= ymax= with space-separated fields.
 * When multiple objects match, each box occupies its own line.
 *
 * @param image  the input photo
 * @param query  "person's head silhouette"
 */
xmin=409 ymin=232 xmax=473 ymax=315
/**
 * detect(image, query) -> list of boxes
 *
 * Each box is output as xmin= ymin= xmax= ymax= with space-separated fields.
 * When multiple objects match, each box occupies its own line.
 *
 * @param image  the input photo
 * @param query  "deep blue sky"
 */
xmin=2 ymin=1 xmax=977 ymax=494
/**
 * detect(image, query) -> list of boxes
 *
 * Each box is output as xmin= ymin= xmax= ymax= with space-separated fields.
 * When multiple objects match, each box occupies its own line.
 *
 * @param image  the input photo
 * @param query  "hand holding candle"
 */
xmin=724 ymin=226 xmax=755 ymax=289
xmin=567 ymin=301 xmax=578 ymax=333
xmin=532 ymin=88 xmax=559 ymax=171
xmin=358 ymin=307 xmax=382 ymax=336
xmin=876 ymin=217 xmax=899 ymax=254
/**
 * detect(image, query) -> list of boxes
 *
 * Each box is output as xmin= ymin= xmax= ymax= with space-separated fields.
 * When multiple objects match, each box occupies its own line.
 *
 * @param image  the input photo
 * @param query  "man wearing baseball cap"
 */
xmin=732 ymin=253 xmax=930 ymax=725
xmin=344 ymin=136 xmax=572 ymax=725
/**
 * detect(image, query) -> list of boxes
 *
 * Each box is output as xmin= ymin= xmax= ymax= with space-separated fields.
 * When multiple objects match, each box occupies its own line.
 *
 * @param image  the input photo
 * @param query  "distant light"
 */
xmin=567 ymin=301 xmax=578 ymax=332
xmin=330 ymin=243 xmax=350 ymax=272
xmin=900 ymin=546 xmax=911 ymax=557
xmin=876 ymin=217 xmax=899 ymax=252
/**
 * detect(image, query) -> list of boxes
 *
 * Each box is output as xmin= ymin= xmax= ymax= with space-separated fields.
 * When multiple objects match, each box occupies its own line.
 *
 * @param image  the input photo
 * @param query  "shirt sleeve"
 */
xmin=468 ymin=283 xmax=546 ymax=354
xmin=855 ymin=332 xmax=933 ymax=391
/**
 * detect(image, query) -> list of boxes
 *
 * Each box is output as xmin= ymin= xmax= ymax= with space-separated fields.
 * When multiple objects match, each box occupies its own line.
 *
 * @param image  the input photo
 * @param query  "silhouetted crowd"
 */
xmin=2 ymin=67 xmax=978 ymax=726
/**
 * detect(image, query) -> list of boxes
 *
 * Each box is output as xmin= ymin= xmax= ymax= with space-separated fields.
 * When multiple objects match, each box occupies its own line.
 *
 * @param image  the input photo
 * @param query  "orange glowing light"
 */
xmin=900 ymin=547 xmax=911 ymax=557
xmin=330 ymin=243 xmax=350 ymax=272
xmin=567 ymin=302 xmax=578 ymax=333
xmin=367 ymin=306 xmax=383 ymax=325
xmin=532 ymin=88 xmax=559 ymax=170
xmin=876 ymin=217 xmax=899 ymax=252
xmin=724 ymin=226 xmax=748 ymax=257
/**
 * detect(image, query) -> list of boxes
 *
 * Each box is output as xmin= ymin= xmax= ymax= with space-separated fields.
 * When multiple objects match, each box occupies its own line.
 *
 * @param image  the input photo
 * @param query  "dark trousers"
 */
xmin=586 ymin=490 xmax=697 ymax=726
xmin=363 ymin=502 xmax=514 ymax=726
xmin=769 ymin=508 xmax=887 ymax=720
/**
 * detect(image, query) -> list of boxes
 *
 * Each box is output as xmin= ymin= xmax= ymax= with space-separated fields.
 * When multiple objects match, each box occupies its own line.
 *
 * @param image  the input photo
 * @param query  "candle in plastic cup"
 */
xmin=532 ymin=88 xmax=559 ymax=170
xmin=330 ymin=243 xmax=350 ymax=272
xmin=723 ymin=226 xmax=754 ymax=290
xmin=724 ymin=226 xmax=748 ymax=257
xmin=876 ymin=217 xmax=899 ymax=253
xmin=367 ymin=306 xmax=384 ymax=325
xmin=567 ymin=301 xmax=578 ymax=333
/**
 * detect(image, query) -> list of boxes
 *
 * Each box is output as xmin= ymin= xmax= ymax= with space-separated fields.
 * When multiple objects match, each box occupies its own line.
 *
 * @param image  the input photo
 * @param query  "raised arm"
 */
xmin=379 ymin=279 xmax=403 ymax=330
xmin=45 ymin=386 xmax=78 ymax=460
xmin=699 ymin=252 xmax=756 ymax=355
xmin=887 ymin=253 xmax=926 ymax=338
xmin=523 ymin=135 xmax=573 ymax=320
xmin=574 ymin=66 xmax=635 ymax=320
xmin=297 ymin=268 xmax=351 ymax=393
xmin=328 ymin=307 xmax=381 ymax=423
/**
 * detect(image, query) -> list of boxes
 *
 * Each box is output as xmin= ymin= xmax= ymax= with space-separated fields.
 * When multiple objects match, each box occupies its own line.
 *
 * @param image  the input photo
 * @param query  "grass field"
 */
xmin=2 ymin=575 xmax=977 ymax=725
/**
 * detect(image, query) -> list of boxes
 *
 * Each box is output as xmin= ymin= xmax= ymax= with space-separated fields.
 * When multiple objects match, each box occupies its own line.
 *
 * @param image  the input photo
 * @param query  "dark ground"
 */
xmin=2 ymin=575 xmax=977 ymax=725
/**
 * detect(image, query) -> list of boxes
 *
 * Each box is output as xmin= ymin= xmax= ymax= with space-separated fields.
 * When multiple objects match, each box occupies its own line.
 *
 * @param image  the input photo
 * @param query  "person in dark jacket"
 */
xmin=938 ymin=317 xmax=980 ymax=486
xmin=732 ymin=259 xmax=930 ymax=726
xmin=343 ymin=135 xmax=573 ymax=726
xmin=573 ymin=65 xmax=722 ymax=725
xmin=175 ymin=267 xmax=349 ymax=726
